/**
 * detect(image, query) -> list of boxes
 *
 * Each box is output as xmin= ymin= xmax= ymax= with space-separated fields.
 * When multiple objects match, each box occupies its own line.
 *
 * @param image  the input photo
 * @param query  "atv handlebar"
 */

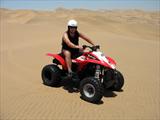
xmin=82 ymin=45 xmax=100 ymax=51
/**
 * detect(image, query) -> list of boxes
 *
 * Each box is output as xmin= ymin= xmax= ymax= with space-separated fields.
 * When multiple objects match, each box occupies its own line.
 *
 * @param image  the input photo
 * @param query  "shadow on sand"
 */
xmin=43 ymin=80 xmax=124 ymax=105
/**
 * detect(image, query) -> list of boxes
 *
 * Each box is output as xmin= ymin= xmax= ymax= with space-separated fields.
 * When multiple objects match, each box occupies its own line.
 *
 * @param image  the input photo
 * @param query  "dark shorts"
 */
xmin=62 ymin=48 xmax=83 ymax=59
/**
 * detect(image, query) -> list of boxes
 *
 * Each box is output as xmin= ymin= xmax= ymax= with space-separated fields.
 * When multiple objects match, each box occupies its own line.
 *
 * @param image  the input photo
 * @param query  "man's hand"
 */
xmin=75 ymin=46 xmax=83 ymax=51
xmin=76 ymin=46 xmax=83 ymax=50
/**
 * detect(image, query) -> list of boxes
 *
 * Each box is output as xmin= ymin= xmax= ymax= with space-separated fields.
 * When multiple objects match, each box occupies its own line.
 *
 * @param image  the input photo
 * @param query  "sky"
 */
xmin=0 ymin=0 xmax=159 ymax=11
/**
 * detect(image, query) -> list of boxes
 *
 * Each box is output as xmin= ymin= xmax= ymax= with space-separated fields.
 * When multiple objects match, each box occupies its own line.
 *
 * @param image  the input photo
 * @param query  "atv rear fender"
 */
xmin=47 ymin=53 xmax=67 ymax=70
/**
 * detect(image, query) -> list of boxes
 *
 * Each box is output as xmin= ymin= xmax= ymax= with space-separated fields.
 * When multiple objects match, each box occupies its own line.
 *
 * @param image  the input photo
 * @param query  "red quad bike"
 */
xmin=41 ymin=45 xmax=124 ymax=103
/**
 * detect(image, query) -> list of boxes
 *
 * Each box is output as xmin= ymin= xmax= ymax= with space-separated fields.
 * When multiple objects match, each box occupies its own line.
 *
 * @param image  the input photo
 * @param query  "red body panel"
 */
xmin=74 ymin=52 xmax=115 ymax=71
xmin=47 ymin=52 xmax=116 ymax=71
xmin=82 ymin=52 xmax=116 ymax=69
xmin=75 ymin=59 xmax=112 ymax=71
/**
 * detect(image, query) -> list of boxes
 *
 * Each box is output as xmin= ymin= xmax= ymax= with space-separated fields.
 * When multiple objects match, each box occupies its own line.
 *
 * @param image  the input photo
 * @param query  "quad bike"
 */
xmin=41 ymin=45 xmax=124 ymax=103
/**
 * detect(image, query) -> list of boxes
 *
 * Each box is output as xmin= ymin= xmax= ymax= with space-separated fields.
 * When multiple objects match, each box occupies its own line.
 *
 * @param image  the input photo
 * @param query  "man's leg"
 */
xmin=62 ymin=49 xmax=72 ymax=73
xmin=62 ymin=50 xmax=79 ymax=91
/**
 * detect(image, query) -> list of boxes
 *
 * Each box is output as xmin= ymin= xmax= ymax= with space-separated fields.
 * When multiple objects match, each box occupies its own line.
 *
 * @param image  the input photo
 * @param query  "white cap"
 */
xmin=67 ymin=19 xmax=78 ymax=27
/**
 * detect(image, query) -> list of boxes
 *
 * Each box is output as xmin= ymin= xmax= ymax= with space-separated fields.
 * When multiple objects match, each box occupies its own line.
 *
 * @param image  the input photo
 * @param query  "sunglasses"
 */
xmin=68 ymin=26 xmax=77 ymax=29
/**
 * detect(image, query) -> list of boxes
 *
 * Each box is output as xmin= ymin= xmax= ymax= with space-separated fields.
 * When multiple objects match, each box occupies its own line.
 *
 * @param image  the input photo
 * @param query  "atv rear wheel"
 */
xmin=112 ymin=70 xmax=124 ymax=91
xmin=80 ymin=77 xmax=104 ymax=103
xmin=41 ymin=64 xmax=61 ymax=87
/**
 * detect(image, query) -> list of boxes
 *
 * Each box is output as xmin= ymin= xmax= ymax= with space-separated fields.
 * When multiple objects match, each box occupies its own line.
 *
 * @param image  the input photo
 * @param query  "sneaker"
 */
xmin=67 ymin=71 xmax=74 ymax=78
xmin=71 ymin=72 xmax=80 ymax=82
xmin=62 ymin=72 xmax=73 ymax=80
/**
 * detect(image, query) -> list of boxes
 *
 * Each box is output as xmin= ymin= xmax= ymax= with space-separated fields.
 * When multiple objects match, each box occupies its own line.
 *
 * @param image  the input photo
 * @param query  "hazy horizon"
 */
xmin=0 ymin=0 xmax=159 ymax=11
xmin=0 ymin=7 xmax=160 ymax=12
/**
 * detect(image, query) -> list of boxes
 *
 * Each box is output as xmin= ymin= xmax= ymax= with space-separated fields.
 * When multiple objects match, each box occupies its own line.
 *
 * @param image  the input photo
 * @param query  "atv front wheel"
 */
xmin=41 ymin=64 xmax=61 ymax=87
xmin=112 ymin=70 xmax=124 ymax=91
xmin=80 ymin=77 xmax=104 ymax=103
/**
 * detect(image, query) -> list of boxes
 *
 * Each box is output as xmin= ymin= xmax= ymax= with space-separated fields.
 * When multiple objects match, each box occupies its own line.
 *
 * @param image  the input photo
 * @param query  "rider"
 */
xmin=62 ymin=19 xmax=95 ymax=78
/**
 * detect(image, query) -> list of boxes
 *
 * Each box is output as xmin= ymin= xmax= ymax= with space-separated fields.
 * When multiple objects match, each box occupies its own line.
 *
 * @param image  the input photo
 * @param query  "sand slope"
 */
xmin=0 ymin=8 xmax=160 ymax=120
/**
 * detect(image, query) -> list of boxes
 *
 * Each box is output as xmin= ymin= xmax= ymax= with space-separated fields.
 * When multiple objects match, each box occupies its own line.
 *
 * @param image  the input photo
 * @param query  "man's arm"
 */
xmin=79 ymin=32 xmax=95 ymax=45
xmin=63 ymin=32 xmax=80 ymax=49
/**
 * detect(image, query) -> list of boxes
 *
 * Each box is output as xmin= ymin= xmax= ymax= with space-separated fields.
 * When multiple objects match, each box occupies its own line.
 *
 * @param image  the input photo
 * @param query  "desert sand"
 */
xmin=0 ymin=8 xmax=160 ymax=120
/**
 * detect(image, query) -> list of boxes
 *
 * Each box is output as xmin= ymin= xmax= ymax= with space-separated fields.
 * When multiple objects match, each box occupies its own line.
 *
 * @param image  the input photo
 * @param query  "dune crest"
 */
xmin=0 ymin=8 xmax=159 ymax=25
xmin=0 ymin=8 xmax=159 ymax=40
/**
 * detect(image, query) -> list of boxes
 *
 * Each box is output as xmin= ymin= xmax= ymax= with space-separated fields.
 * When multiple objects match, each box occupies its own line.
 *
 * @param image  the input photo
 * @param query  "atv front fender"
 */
xmin=106 ymin=56 xmax=116 ymax=65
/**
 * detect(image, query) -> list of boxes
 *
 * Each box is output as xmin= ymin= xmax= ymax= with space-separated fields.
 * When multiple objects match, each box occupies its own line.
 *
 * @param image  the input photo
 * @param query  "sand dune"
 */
xmin=0 ymin=8 xmax=160 ymax=120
